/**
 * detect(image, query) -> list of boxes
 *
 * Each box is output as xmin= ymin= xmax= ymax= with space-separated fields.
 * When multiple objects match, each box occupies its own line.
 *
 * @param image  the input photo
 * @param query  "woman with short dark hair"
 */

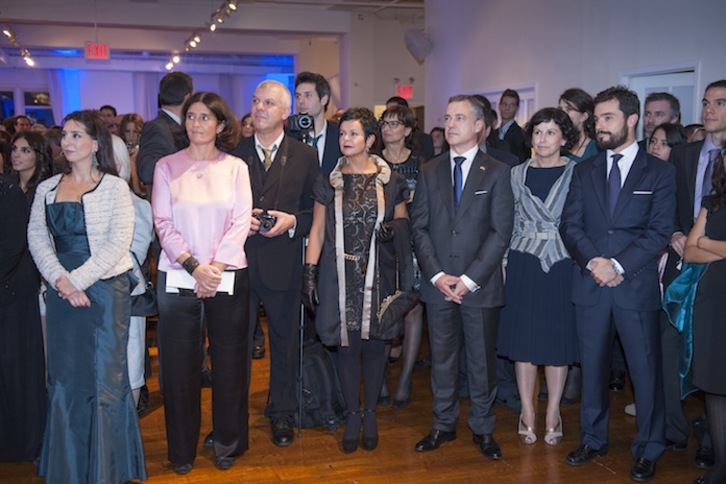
xmin=304 ymin=107 xmax=409 ymax=453
xmin=497 ymin=107 xmax=580 ymax=447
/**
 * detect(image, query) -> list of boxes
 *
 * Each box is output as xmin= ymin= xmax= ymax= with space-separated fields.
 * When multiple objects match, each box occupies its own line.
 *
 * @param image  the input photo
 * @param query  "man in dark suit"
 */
xmin=411 ymin=94 xmax=513 ymax=460
xmin=230 ymin=80 xmax=320 ymax=448
xmin=292 ymin=71 xmax=341 ymax=174
xmin=136 ymin=71 xmax=193 ymax=192
xmin=489 ymin=89 xmax=529 ymax=163
xmin=638 ymin=92 xmax=681 ymax=152
xmin=663 ymin=79 xmax=726 ymax=468
xmin=560 ymin=86 xmax=675 ymax=482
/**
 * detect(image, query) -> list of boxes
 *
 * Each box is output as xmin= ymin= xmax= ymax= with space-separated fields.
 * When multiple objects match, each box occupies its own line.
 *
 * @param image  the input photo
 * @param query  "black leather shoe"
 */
xmin=252 ymin=345 xmax=265 ymax=359
xmin=665 ymin=439 xmax=687 ymax=451
xmin=271 ymin=418 xmax=294 ymax=447
xmin=566 ymin=443 xmax=607 ymax=466
xmin=204 ymin=431 xmax=214 ymax=448
xmin=695 ymin=446 xmax=715 ymax=469
xmin=215 ymin=456 xmax=235 ymax=470
xmin=173 ymin=463 xmax=193 ymax=475
xmin=630 ymin=458 xmax=656 ymax=482
xmin=414 ymin=429 xmax=456 ymax=452
xmin=609 ymin=370 xmax=625 ymax=391
xmin=473 ymin=433 xmax=501 ymax=460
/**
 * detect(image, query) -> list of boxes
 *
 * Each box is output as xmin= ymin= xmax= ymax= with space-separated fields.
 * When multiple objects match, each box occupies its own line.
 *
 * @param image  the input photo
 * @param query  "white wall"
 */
xmin=424 ymin=0 xmax=726 ymax=130
xmin=0 ymin=3 xmax=424 ymax=124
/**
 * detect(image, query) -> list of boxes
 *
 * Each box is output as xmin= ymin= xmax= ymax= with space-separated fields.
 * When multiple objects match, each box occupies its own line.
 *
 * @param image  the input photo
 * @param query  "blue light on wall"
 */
xmin=59 ymin=69 xmax=81 ymax=116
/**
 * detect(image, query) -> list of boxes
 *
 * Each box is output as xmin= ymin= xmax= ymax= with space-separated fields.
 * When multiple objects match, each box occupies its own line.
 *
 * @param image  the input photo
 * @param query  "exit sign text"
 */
xmin=85 ymin=42 xmax=110 ymax=60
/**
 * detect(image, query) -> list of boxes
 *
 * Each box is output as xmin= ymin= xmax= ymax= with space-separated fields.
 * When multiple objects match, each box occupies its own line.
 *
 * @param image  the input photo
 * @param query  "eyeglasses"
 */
xmin=380 ymin=120 xmax=403 ymax=129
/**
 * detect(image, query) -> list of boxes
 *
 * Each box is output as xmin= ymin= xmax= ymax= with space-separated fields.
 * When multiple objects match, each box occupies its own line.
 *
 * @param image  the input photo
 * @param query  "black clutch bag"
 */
xmin=377 ymin=289 xmax=420 ymax=335
xmin=130 ymin=252 xmax=158 ymax=317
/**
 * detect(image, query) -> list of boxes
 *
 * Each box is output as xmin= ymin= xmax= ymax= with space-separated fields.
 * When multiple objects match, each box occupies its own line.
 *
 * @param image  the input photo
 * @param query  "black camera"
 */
xmin=254 ymin=211 xmax=277 ymax=233
xmin=287 ymin=113 xmax=314 ymax=132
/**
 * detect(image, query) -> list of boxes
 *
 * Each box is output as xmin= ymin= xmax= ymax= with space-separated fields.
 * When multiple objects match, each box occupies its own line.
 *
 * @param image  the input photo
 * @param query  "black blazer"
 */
xmin=487 ymin=146 xmax=519 ymax=167
xmin=411 ymin=150 xmax=514 ymax=308
xmin=137 ymin=110 xmax=188 ymax=185
xmin=662 ymin=140 xmax=704 ymax=284
xmin=321 ymin=121 xmax=342 ymax=175
xmin=490 ymin=121 xmax=529 ymax=163
xmin=559 ymin=148 xmax=676 ymax=310
xmin=0 ymin=179 xmax=39 ymax=307
xmin=229 ymin=135 xmax=320 ymax=291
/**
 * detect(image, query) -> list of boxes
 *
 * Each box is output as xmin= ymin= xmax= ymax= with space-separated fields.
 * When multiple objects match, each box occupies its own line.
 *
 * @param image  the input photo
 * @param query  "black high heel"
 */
xmin=361 ymin=409 xmax=379 ymax=451
xmin=341 ymin=411 xmax=360 ymax=454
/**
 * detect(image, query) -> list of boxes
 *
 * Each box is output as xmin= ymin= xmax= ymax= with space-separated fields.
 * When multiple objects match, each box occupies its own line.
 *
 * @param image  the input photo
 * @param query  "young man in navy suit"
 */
xmin=293 ymin=71 xmax=341 ymax=174
xmin=560 ymin=86 xmax=675 ymax=482
xmin=411 ymin=94 xmax=513 ymax=460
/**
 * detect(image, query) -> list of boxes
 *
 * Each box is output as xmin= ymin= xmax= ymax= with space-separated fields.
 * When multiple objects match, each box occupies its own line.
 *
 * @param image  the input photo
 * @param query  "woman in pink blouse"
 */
xmin=152 ymin=92 xmax=252 ymax=475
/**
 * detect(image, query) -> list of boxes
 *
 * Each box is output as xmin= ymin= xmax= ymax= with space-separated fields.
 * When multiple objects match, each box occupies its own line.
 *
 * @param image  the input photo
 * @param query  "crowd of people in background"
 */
xmin=1 ymin=71 xmax=725 ymax=484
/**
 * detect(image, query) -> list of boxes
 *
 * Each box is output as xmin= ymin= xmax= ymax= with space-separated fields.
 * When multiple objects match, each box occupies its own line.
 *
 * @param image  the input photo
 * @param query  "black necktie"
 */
xmin=608 ymin=154 xmax=623 ymax=216
xmin=453 ymin=156 xmax=465 ymax=210
xmin=702 ymin=148 xmax=722 ymax=198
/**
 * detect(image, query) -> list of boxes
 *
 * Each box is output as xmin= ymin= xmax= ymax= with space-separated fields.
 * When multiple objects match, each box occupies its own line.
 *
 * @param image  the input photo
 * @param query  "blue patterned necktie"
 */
xmin=453 ymin=156 xmax=465 ymax=210
xmin=608 ymin=154 xmax=623 ymax=215
xmin=702 ymin=148 xmax=723 ymax=198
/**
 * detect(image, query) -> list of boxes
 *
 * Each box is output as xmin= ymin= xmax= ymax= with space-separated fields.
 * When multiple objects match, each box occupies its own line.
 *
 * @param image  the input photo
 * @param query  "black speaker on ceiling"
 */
xmin=404 ymin=29 xmax=432 ymax=63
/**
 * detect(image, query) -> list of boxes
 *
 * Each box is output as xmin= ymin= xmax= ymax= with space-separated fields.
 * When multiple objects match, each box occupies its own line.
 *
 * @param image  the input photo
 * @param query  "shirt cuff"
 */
xmin=610 ymin=258 xmax=625 ymax=275
xmin=430 ymin=271 xmax=444 ymax=286
xmin=460 ymin=274 xmax=480 ymax=292
xmin=287 ymin=215 xmax=297 ymax=238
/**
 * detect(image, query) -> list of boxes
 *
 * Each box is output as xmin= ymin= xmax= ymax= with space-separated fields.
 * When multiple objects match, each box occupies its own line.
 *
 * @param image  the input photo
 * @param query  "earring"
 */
xmin=92 ymin=151 xmax=99 ymax=169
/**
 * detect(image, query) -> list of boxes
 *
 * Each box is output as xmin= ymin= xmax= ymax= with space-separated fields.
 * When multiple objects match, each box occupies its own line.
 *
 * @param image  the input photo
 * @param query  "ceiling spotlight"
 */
xmin=2 ymin=24 xmax=14 ymax=39
xmin=208 ymin=22 xmax=217 ymax=32
xmin=228 ymin=1 xmax=239 ymax=11
xmin=165 ymin=62 xmax=174 ymax=71
xmin=192 ymin=33 xmax=201 ymax=43
xmin=189 ymin=40 xmax=197 ymax=48
xmin=172 ymin=55 xmax=181 ymax=64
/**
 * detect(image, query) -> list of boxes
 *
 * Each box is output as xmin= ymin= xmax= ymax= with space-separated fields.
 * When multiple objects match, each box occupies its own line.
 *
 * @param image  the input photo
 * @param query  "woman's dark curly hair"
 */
xmin=524 ymin=107 xmax=579 ymax=153
xmin=182 ymin=92 xmax=240 ymax=151
xmin=340 ymin=107 xmax=380 ymax=144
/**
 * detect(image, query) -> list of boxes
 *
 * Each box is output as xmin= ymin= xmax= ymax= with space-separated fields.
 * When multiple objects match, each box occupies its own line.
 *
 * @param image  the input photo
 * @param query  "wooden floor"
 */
xmin=1 ymin=321 xmax=708 ymax=484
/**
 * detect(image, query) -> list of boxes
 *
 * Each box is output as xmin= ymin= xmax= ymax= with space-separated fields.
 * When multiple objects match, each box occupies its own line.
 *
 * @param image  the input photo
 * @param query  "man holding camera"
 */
xmin=292 ymin=71 xmax=341 ymax=174
xmin=230 ymin=80 xmax=320 ymax=447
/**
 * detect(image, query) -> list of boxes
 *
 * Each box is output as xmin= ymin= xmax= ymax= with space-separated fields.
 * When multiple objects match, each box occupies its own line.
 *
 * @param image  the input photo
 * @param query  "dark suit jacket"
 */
xmin=490 ymin=121 xmax=529 ymax=163
xmin=662 ymin=140 xmax=704 ymax=284
xmin=411 ymin=149 xmax=514 ymax=308
xmin=487 ymin=146 xmax=519 ymax=167
xmin=559 ymin=148 xmax=676 ymax=311
xmin=229 ymin=135 xmax=320 ymax=291
xmin=136 ymin=110 xmax=188 ymax=185
xmin=415 ymin=131 xmax=435 ymax=161
xmin=321 ymin=121 xmax=342 ymax=174
xmin=286 ymin=121 xmax=342 ymax=175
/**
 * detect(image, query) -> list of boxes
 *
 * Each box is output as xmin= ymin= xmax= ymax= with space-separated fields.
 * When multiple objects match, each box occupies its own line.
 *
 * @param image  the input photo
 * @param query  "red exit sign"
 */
xmin=396 ymin=84 xmax=414 ymax=99
xmin=85 ymin=41 xmax=110 ymax=60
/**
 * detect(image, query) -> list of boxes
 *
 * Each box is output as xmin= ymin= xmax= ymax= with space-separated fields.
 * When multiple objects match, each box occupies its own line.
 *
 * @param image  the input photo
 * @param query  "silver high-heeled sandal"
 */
xmin=518 ymin=414 xmax=537 ymax=444
xmin=544 ymin=416 xmax=563 ymax=446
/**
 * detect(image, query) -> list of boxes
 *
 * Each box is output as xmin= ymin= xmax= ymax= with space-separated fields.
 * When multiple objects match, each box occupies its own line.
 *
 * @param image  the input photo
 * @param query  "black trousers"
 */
xmin=157 ymin=269 xmax=250 ymax=465
xmin=248 ymin=278 xmax=300 ymax=419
